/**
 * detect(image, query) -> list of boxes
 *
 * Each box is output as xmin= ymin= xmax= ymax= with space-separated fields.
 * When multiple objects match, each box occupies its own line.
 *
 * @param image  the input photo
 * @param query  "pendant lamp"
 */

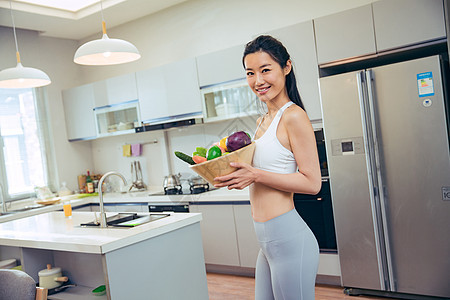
xmin=74 ymin=0 xmax=140 ymax=66
xmin=0 ymin=1 xmax=51 ymax=89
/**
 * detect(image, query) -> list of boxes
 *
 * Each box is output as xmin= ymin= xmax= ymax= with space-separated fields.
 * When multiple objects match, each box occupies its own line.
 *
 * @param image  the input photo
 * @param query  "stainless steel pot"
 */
xmin=188 ymin=176 xmax=208 ymax=187
xmin=188 ymin=176 xmax=209 ymax=194
xmin=163 ymin=173 xmax=182 ymax=189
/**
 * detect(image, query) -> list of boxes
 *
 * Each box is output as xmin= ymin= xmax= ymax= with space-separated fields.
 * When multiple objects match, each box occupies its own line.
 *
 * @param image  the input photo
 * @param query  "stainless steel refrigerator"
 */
xmin=319 ymin=55 xmax=450 ymax=299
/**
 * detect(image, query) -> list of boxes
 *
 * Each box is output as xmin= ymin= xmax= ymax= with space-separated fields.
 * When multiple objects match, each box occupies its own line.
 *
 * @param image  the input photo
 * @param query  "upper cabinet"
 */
xmin=136 ymin=58 xmax=202 ymax=124
xmin=93 ymin=101 xmax=141 ymax=137
xmin=314 ymin=4 xmax=377 ymax=65
xmin=197 ymin=44 xmax=257 ymax=123
xmin=62 ymin=84 xmax=96 ymax=141
xmin=196 ymin=44 xmax=245 ymax=87
xmin=372 ymin=0 xmax=446 ymax=52
xmin=63 ymin=73 xmax=141 ymax=141
xmin=200 ymin=80 xmax=257 ymax=123
xmin=314 ymin=0 xmax=446 ymax=65
xmin=92 ymin=73 xmax=138 ymax=107
xmin=268 ymin=20 xmax=322 ymax=121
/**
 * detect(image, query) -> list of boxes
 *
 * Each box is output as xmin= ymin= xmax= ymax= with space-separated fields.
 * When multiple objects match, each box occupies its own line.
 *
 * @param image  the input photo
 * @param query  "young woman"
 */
xmin=214 ymin=35 xmax=321 ymax=299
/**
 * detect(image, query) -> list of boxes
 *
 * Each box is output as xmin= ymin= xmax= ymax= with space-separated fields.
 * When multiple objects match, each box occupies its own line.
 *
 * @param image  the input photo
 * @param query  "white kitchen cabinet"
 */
xmin=136 ymin=58 xmax=202 ymax=124
xmin=196 ymin=44 xmax=245 ymax=88
xmin=314 ymin=4 xmax=376 ymax=65
xmin=189 ymin=204 xmax=240 ymax=266
xmin=268 ymin=21 xmax=322 ymax=121
xmin=197 ymin=44 xmax=257 ymax=123
xmin=200 ymin=80 xmax=257 ymax=123
xmin=314 ymin=0 xmax=447 ymax=65
xmin=93 ymin=100 xmax=140 ymax=137
xmin=233 ymin=204 xmax=260 ymax=268
xmin=93 ymin=73 xmax=138 ymax=107
xmin=62 ymin=84 xmax=97 ymax=141
xmin=372 ymin=0 xmax=446 ymax=51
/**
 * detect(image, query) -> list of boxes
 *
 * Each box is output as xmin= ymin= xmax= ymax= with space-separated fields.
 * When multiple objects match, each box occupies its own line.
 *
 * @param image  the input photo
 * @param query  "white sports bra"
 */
xmin=252 ymin=101 xmax=298 ymax=174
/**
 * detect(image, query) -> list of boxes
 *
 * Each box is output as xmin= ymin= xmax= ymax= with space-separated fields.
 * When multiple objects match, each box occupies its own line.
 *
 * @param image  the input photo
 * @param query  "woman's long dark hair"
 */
xmin=242 ymin=35 xmax=305 ymax=111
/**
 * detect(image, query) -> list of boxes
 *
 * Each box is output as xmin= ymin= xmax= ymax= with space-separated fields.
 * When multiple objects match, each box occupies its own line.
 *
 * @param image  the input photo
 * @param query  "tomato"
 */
xmin=193 ymin=155 xmax=207 ymax=164
xmin=207 ymin=145 xmax=222 ymax=160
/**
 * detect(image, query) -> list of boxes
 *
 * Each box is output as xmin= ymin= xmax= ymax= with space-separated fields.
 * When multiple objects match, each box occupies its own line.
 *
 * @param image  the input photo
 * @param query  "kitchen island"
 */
xmin=0 ymin=211 xmax=208 ymax=300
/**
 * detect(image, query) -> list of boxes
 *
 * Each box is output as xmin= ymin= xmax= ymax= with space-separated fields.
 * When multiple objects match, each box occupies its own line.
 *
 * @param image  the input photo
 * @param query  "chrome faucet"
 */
xmin=98 ymin=171 xmax=127 ymax=228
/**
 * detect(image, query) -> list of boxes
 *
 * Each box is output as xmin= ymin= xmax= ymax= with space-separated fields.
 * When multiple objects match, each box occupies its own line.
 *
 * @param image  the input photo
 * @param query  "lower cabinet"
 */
xmin=189 ymin=204 xmax=241 ymax=266
xmin=190 ymin=202 xmax=260 ymax=269
xmin=233 ymin=205 xmax=260 ymax=268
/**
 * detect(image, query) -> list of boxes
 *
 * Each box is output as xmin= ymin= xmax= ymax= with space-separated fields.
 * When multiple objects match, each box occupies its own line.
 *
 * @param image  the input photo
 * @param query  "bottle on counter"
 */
xmin=86 ymin=170 xmax=94 ymax=194
xmin=77 ymin=175 xmax=86 ymax=193
xmin=58 ymin=182 xmax=73 ymax=197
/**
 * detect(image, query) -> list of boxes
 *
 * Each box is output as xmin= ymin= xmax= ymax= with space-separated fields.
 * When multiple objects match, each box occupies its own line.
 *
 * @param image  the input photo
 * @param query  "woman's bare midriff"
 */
xmin=249 ymin=182 xmax=295 ymax=222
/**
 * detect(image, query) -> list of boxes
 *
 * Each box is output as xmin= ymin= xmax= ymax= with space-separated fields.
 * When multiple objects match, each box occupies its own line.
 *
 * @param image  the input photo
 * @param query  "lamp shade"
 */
xmin=0 ymin=63 xmax=51 ymax=88
xmin=74 ymin=34 xmax=140 ymax=65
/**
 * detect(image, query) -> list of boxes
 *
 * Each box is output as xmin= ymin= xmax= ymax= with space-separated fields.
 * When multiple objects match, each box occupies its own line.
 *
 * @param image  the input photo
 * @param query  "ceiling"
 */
xmin=0 ymin=0 xmax=190 ymax=40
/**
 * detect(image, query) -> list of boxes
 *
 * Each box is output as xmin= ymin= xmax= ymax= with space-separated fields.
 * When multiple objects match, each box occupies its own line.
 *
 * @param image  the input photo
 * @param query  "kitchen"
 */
xmin=1 ymin=0 xmax=449 ymax=299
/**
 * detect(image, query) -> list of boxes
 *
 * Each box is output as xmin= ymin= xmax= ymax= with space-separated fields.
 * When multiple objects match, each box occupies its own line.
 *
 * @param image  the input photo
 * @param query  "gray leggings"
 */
xmin=253 ymin=209 xmax=319 ymax=300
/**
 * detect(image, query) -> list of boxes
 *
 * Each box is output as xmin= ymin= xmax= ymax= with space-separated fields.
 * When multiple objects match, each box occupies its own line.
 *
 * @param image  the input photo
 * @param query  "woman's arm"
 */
xmin=214 ymin=107 xmax=321 ymax=194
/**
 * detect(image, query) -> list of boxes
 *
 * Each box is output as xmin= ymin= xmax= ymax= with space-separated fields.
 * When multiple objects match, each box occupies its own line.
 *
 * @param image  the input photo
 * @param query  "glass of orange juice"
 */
xmin=63 ymin=201 xmax=72 ymax=218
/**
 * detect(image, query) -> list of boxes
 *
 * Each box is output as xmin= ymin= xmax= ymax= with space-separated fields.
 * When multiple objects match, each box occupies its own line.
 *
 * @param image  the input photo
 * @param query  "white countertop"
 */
xmin=0 ymin=187 xmax=250 ymax=223
xmin=0 ymin=196 xmax=93 ymax=223
xmin=105 ymin=186 xmax=250 ymax=203
xmin=0 ymin=211 xmax=201 ymax=254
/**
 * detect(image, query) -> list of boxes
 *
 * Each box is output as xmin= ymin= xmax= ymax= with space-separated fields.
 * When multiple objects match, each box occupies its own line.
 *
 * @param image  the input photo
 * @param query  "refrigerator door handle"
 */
xmin=356 ymin=71 xmax=391 ymax=291
xmin=365 ymin=70 xmax=396 ymax=292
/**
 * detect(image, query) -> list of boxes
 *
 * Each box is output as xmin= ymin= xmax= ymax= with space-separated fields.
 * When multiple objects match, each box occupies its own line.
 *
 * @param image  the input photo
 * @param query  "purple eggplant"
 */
xmin=226 ymin=131 xmax=251 ymax=152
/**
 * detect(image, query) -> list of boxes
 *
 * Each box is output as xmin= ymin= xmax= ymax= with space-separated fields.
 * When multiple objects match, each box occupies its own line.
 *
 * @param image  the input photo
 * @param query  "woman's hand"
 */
xmin=214 ymin=162 xmax=258 ymax=190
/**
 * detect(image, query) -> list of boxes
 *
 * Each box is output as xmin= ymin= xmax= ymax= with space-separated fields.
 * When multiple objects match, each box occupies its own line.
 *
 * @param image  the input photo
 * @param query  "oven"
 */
xmin=148 ymin=203 xmax=189 ymax=213
xmin=294 ymin=178 xmax=336 ymax=251
xmin=293 ymin=129 xmax=337 ymax=252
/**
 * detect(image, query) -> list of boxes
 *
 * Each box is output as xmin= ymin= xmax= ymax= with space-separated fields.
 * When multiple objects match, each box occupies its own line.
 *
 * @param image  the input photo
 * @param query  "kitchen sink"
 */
xmin=8 ymin=205 xmax=44 ymax=213
xmin=80 ymin=213 xmax=170 ymax=228
xmin=0 ymin=204 xmax=43 ymax=216
xmin=0 ymin=212 xmax=16 ymax=216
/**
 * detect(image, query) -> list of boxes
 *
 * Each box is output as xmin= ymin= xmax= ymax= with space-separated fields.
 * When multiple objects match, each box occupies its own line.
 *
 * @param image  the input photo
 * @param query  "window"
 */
xmin=0 ymin=88 xmax=56 ymax=201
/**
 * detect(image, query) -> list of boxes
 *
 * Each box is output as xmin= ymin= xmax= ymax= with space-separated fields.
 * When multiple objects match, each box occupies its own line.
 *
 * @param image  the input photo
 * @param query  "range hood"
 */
xmin=135 ymin=111 xmax=203 ymax=133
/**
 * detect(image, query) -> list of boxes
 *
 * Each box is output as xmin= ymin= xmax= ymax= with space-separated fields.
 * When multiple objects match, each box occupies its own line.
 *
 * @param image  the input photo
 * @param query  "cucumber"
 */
xmin=174 ymin=151 xmax=196 ymax=165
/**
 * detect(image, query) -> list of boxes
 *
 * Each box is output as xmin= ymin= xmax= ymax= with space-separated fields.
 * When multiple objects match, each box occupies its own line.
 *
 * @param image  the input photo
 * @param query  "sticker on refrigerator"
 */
xmin=417 ymin=72 xmax=434 ymax=97
xmin=443 ymin=187 xmax=450 ymax=201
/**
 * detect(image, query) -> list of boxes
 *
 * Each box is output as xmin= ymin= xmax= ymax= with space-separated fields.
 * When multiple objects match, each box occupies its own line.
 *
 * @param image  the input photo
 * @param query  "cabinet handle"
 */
xmin=55 ymin=277 xmax=69 ymax=282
